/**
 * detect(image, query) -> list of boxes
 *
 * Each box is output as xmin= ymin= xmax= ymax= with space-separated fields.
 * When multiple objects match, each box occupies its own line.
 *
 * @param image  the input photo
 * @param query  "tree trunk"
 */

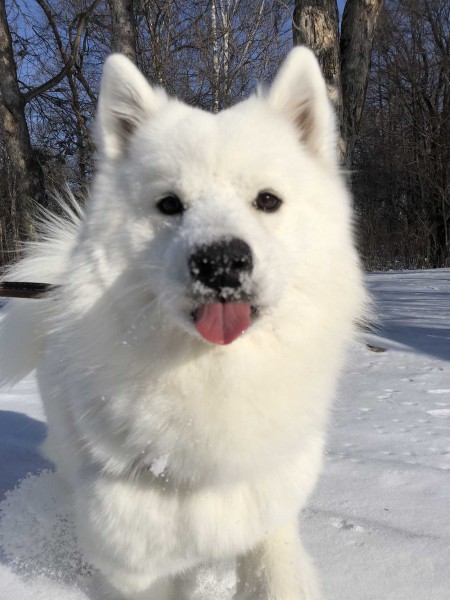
xmin=340 ymin=0 xmax=384 ymax=167
xmin=211 ymin=0 xmax=220 ymax=112
xmin=293 ymin=0 xmax=384 ymax=168
xmin=0 ymin=0 xmax=47 ymax=249
xmin=109 ymin=0 xmax=137 ymax=62
xmin=293 ymin=0 xmax=344 ymax=159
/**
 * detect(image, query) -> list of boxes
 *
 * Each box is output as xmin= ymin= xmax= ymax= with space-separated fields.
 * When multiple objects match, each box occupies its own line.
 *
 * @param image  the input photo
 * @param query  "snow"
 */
xmin=1 ymin=269 xmax=449 ymax=599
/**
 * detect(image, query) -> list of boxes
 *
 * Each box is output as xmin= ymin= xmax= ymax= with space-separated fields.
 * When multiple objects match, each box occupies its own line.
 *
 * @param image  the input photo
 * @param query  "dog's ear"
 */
xmin=267 ymin=47 xmax=337 ymax=166
xmin=95 ymin=54 xmax=167 ymax=159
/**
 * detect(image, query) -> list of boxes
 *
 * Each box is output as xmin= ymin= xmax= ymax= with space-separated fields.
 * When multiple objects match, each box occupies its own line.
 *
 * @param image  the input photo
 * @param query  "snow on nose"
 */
xmin=188 ymin=238 xmax=253 ymax=293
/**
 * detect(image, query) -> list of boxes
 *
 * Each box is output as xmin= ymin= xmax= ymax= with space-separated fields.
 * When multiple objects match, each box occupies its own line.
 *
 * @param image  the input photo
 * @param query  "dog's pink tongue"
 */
xmin=195 ymin=303 xmax=251 ymax=345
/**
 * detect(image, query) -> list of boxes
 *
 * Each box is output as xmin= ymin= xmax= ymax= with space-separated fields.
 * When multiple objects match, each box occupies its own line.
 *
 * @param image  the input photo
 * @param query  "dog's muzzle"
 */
xmin=188 ymin=238 xmax=255 ymax=345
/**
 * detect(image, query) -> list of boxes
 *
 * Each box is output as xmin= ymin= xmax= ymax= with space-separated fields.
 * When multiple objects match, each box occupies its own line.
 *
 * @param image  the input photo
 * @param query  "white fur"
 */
xmin=0 ymin=47 xmax=367 ymax=599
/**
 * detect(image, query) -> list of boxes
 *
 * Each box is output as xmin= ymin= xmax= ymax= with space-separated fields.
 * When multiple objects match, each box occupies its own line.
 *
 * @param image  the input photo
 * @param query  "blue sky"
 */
xmin=338 ymin=0 xmax=346 ymax=16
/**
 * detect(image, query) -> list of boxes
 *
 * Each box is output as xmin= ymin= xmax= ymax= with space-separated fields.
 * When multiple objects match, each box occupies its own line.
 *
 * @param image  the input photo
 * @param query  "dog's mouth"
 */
xmin=186 ymin=237 xmax=260 ymax=344
xmin=191 ymin=302 xmax=258 ymax=345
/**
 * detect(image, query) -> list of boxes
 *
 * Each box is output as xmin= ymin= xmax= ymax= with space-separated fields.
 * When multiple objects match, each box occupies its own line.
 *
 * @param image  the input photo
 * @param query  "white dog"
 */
xmin=0 ymin=48 xmax=366 ymax=599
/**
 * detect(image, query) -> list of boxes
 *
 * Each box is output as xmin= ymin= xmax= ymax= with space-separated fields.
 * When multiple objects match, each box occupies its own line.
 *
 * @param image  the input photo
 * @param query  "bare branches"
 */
xmin=0 ymin=0 xmax=447 ymax=269
xmin=0 ymin=0 xmax=47 ymax=247
xmin=23 ymin=0 xmax=100 ymax=104
xmin=355 ymin=0 xmax=449 ymax=269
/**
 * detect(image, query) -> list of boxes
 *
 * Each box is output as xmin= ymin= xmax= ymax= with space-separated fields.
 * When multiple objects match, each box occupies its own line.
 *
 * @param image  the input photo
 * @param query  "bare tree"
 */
xmin=33 ymin=0 xmax=101 ymax=187
xmin=109 ymin=0 xmax=137 ymax=61
xmin=4 ymin=0 xmax=445 ymax=273
xmin=0 ymin=0 xmax=292 ymax=265
xmin=0 ymin=0 xmax=47 ymax=248
xmin=0 ymin=0 xmax=99 ymax=257
xmin=355 ymin=0 xmax=449 ymax=268
xmin=135 ymin=0 xmax=289 ymax=112
xmin=340 ymin=0 xmax=385 ymax=164
xmin=292 ymin=0 xmax=342 ymax=121
xmin=293 ymin=0 xmax=384 ymax=167
xmin=211 ymin=0 xmax=220 ymax=112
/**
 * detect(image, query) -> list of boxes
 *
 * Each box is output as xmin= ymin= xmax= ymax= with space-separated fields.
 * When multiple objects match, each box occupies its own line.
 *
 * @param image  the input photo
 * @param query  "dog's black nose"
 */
xmin=189 ymin=238 xmax=253 ymax=292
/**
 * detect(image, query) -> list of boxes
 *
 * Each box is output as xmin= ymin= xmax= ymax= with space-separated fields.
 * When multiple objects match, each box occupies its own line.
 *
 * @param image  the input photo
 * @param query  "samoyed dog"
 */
xmin=0 ymin=48 xmax=366 ymax=599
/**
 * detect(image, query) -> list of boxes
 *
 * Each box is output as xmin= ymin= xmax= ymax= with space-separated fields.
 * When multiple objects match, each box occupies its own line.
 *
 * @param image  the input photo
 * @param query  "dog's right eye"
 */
xmin=156 ymin=195 xmax=185 ymax=216
xmin=254 ymin=191 xmax=283 ymax=213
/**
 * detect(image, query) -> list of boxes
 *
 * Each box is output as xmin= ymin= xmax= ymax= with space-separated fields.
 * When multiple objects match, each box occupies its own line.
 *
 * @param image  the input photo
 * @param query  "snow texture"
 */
xmin=0 ymin=269 xmax=449 ymax=599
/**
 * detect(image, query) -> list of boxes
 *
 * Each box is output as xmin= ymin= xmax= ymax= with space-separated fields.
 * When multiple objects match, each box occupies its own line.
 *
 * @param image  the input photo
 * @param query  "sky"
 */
xmin=338 ymin=0 xmax=346 ymax=14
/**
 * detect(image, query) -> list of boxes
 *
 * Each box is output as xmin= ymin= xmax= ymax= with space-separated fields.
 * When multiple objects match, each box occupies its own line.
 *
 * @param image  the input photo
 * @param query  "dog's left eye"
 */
xmin=157 ymin=195 xmax=185 ymax=216
xmin=253 ymin=192 xmax=283 ymax=213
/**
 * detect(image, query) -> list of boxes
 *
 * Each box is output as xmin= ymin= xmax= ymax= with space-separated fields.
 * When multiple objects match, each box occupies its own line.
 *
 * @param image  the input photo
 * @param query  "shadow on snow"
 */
xmin=0 ymin=410 xmax=52 ymax=501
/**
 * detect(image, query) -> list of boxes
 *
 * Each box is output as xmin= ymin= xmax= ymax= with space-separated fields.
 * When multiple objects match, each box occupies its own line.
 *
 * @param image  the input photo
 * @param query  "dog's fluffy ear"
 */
xmin=95 ymin=54 xmax=167 ymax=159
xmin=267 ymin=47 xmax=337 ymax=166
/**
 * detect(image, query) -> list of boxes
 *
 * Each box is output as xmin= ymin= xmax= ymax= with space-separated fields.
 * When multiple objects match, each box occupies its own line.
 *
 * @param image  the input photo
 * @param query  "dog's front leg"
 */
xmin=94 ymin=572 xmax=178 ymax=600
xmin=74 ymin=474 xmax=196 ymax=600
xmin=234 ymin=522 xmax=322 ymax=600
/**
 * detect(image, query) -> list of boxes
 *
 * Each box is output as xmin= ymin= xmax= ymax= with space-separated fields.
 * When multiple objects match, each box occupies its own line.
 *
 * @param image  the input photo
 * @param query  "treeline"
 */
xmin=0 ymin=0 xmax=448 ymax=270
xmin=355 ymin=0 xmax=449 ymax=270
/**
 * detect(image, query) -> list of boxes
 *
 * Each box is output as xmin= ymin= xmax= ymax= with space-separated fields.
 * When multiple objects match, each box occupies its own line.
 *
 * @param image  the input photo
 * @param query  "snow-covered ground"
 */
xmin=0 ymin=269 xmax=449 ymax=600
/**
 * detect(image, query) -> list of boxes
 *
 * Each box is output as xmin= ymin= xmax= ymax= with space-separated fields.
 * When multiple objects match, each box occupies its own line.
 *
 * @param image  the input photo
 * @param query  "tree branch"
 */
xmin=23 ymin=0 xmax=100 ymax=104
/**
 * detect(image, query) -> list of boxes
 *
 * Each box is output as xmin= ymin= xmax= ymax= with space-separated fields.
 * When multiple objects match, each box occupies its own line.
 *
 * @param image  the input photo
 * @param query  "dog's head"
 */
xmin=87 ymin=48 xmax=354 ymax=346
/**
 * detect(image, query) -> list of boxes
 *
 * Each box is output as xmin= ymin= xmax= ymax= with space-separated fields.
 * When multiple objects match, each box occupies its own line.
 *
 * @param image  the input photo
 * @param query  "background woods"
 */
xmin=0 ymin=0 xmax=448 ymax=269
xmin=355 ymin=0 xmax=449 ymax=269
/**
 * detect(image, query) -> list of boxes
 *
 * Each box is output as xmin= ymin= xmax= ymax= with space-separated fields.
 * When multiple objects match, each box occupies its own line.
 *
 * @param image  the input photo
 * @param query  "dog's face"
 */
xmin=87 ymin=49 xmax=352 ymax=346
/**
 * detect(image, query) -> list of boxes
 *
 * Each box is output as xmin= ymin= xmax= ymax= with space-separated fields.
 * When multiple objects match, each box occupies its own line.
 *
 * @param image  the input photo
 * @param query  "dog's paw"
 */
xmin=90 ymin=572 xmax=177 ymax=600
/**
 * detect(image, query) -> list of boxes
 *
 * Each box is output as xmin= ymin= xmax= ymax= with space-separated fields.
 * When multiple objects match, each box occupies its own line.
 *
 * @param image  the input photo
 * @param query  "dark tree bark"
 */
xmin=293 ymin=0 xmax=344 ymax=157
xmin=0 ymin=0 xmax=46 ymax=247
xmin=340 ymin=0 xmax=384 ymax=166
xmin=293 ymin=0 xmax=384 ymax=167
xmin=109 ymin=0 xmax=137 ymax=62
